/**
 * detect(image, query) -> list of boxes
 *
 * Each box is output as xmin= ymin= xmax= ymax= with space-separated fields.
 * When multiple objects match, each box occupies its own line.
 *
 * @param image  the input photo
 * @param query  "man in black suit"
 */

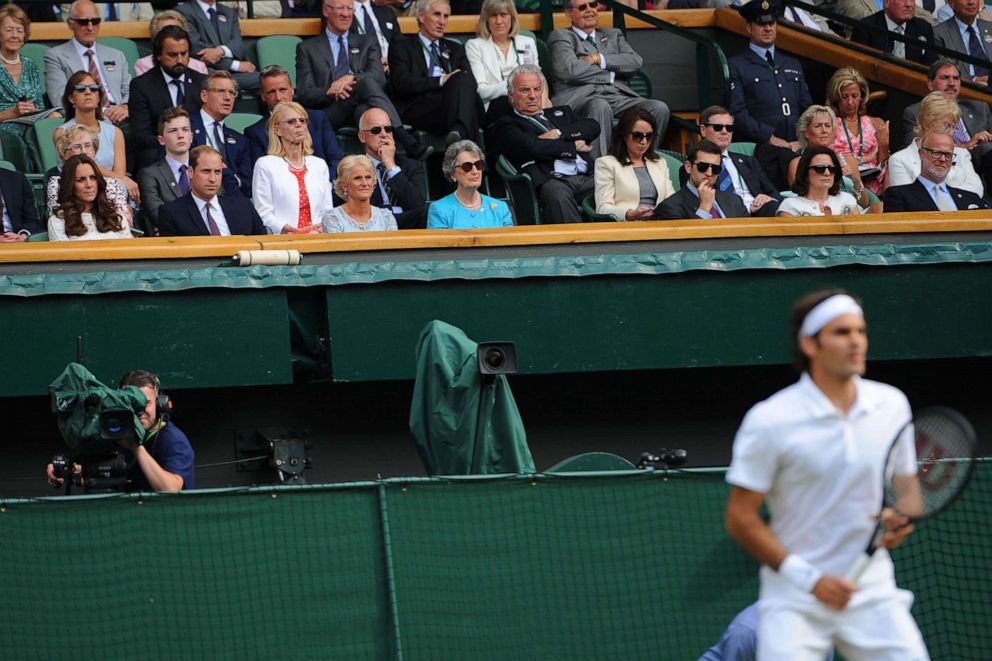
xmin=495 ymin=65 xmax=599 ymax=224
xmin=0 ymin=169 xmax=43 ymax=242
xmin=690 ymin=105 xmax=781 ymax=217
xmin=189 ymin=71 xmax=252 ymax=197
xmin=851 ymin=0 xmax=937 ymax=66
xmin=388 ymin=0 xmax=483 ymax=145
xmin=884 ymin=129 xmax=990 ymax=212
xmin=157 ymin=146 xmax=265 ymax=236
xmin=354 ymin=107 xmax=429 ymax=229
xmin=656 ymin=139 xmax=750 ymax=221
xmin=129 ymin=25 xmax=205 ymax=171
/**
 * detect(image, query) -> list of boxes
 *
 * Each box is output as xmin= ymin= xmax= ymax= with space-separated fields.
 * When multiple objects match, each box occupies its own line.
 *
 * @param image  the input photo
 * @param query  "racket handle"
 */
xmin=845 ymin=552 xmax=872 ymax=583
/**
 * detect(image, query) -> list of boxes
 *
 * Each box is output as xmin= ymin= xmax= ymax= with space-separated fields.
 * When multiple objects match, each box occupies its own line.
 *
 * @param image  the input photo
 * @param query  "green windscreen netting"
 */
xmin=0 ymin=465 xmax=988 ymax=660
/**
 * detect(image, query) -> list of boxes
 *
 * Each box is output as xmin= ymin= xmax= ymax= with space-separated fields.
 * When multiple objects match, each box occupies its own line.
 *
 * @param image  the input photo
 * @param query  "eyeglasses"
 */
xmin=208 ymin=88 xmax=238 ymax=97
xmin=570 ymin=2 xmax=597 ymax=11
xmin=66 ymin=143 xmax=96 ymax=153
xmin=456 ymin=159 xmax=485 ymax=173
xmin=362 ymin=125 xmax=394 ymax=135
xmin=324 ymin=4 xmax=355 ymax=13
xmin=629 ymin=131 xmax=655 ymax=143
xmin=704 ymin=123 xmax=734 ymax=132
xmin=693 ymin=161 xmax=722 ymax=174
xmin=808 ymin=164 xmax=838 ymax=174
xmin=74 ymin=83 xmax=102 ymax=93
xmin=281 ymin=117 xmax=309 ymax=126
xmin=921 ymin=146 xmax=954 ymax=162
xmin=70 ymin=17 xmax=102 ymax=26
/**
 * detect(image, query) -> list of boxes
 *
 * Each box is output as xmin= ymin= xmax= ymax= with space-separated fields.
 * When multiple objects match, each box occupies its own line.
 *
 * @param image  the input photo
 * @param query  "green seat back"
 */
xmin=225 ymin=112 xmax=263 ymax=135
xmin=656 ymin=149 xmax=686 ymax=192
xmin=581 ymin=194 xmax=615 ymax=221
xmin=27 ymin=231 xmax=48 ymax=242
xmin=97 ymin=37 xmax=139 ymax=76
xmin=496 ymin=155 xmax=539 ymax=225
xmin=0 ymin=159 xmax=14 ymax=171
xmin=0 ymin=131 xmax=33 ymax=173
xmin=728 ymin=142 xmax=757 ymax=157
xmin=22 ymin=43 xmax=48 ymax=101
xmin=256 ymin=35 xmax=302 ymax=86
xmin=629 ymin=71 xmax=652 ymax=99
xmin=34 ymin=117 xmax=65 ymax=174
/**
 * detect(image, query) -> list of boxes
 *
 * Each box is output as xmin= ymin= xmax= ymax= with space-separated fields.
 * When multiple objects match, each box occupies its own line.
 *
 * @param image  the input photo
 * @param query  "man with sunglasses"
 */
xmin=883 ymin=128 xmax=989 ymax=211
xmin=45 ymin=0 xmax=131 ymax=123
xmin=729 ymin=0 xmax=812 ymax=190
xmin=656 ymin=139 xmax=748 ymax=220
xmin=548 ymin=0 xmax=670 ymax=157
xmin=354 ymin=107 xmax=429 ymax=229
xmin=692 ymin=105 xmax=781 ymax=217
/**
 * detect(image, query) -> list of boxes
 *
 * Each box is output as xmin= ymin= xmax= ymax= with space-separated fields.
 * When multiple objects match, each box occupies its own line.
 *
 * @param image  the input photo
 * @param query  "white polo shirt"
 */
xmin=727 ymin=372 xmax=916 ymax=602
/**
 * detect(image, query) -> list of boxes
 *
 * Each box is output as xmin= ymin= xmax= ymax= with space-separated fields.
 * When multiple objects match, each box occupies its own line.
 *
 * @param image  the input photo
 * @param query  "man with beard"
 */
xmin=129 ymin=25 xmax=205 ymax=171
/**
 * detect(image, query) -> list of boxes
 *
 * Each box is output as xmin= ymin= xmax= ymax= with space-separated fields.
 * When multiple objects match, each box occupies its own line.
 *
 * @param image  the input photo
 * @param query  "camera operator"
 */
xmin=47 ymin=369 xmax=195 ymax=491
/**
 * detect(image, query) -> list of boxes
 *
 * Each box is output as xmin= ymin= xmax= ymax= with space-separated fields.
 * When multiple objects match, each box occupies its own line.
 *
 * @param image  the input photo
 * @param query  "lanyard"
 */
xmin=420 ymin=39 xmax=447 ymax=73
xmin=841 ymin=116 xmax=864 ymax=161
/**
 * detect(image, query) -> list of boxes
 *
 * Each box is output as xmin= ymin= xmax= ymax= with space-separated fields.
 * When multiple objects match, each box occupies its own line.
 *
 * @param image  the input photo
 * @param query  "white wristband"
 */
xmin=778 ymin=554 xmax=823 ymax=593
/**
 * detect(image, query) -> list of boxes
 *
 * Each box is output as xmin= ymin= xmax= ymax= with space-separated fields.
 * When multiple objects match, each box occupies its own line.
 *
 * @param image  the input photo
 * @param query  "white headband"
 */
xmin=799 ymin=294 xmax=863 ymax=338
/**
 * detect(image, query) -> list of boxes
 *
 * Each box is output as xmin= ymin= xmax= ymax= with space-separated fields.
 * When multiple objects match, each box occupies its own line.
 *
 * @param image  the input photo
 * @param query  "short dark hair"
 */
xmin=157 ymin=106 xmax=190 ymax=135
xmin=928 ymin=58 xmax=960 ymax=81
xmin=608 ymin=106 xmax=660 ymax=165
xmin=152 ymin=24 xmax=189 ymax=58
xmin=792 ymin=146 xmax=842 ymax=197
xmin=686 ymin=138 xmax=722 ymax=163
xmin=788 ymin=289 xmax=861 ymax=372
xmin=699 ymin=105 xmax=732 ymax=126
xmin=120 ymin=369 xmax=161 ymax=392
xmin=189 ymin=144 xmax=222 ymax=170
xmin=260 ymin=64 xmax=292 ymax=83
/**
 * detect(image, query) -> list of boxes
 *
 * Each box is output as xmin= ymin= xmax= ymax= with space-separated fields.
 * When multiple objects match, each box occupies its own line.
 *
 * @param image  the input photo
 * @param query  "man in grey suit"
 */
xmin=547 ymin=0 xmax=670 ymax=156
xmin=44 ymin=0 xmax=131 ymax=124
xmin=934 ymin=0 xmax=992 ymax=82
xmin=137 ymin=107 xmax=193 ymax=226
xmin=176 ymin=0 xmax=260 ymax=92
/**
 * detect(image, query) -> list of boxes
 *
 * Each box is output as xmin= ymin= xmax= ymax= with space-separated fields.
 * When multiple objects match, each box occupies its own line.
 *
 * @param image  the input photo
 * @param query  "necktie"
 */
xmin=954 ymin=119 xmax=970 ymax=144
xmin=892 ymin=25 xmax=905 ymax=59
xmin=765 ymin=50 xmax=775 ymax=69
xmin=334 ymin=36 xmax=350 ymax=79
xmin=710 ymin=201 xmax=723 ymax=218
xmin=213 ymin=122 xmax=227 ymax=161
xmin=968 ymin=26 xmax=990 ymax=78
xmin=204 ymin=202 xmax=221 ymax=235
xmin=935 ymin=186 xmax=956 ymax=211
xmin=85 ymin=49 xmax=108 ymax=107
xmin=376 ymin=163 xmax=394 ymax=207
xmin=172 ymin=79 xmax=185 ymax=106
xmin=106 ymin=2 xmax=118 ymax=20
xmin=717 ymin=156 xmax=734 ymax=192
xmin=208 ymin=6 xmax=221 ymax=37
xmin=361 ymin=5 xmax=376 ymax=37
xmin=586 ymin=34 xmax=597 ymax=51
xmin=431 ymin=41 xmax=448 ymax=74
xmin=177 ymin=164 xmax=190 ymax=195
xmin=922 ymin=0 xmax=935 ymax=11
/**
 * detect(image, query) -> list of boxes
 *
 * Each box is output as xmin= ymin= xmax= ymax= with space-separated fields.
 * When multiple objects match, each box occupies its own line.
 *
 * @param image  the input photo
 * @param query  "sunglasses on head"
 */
xmin=629 ymin=131 xmax=655 ymax=143
xmin=71 ymin=17 xmax=102 ymax=25
xmin=74 ymin=83 xmax=101 ymax=93
xmin=364 ymin=125 xmax=394 ymax=135
xmin=704 ymin=123 xmax=734 ymax=133
xmin=693 ymin=161 xmax=722 ymax=174
xmin=456 ymin=159 xmax=485 ymax=173
xmin=809 ymin=164 xmax=838 ymax=174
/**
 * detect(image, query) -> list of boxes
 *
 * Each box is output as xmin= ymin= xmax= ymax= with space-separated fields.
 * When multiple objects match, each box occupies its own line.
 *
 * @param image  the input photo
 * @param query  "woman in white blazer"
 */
xmin=252 ymin=101 xmax=334 ymax=235
xmin=595 ymin=108 xmax=675 ymax=221
xmin=887 ymin=91 xmax=983 ymax=197
xmin=465 ymin=0 xmax=546 ymax=121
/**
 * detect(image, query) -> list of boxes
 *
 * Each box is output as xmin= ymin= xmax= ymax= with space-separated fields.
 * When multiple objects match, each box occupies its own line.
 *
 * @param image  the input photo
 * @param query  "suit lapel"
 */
xmin=196 ymin=4 xmax=222 ymax=44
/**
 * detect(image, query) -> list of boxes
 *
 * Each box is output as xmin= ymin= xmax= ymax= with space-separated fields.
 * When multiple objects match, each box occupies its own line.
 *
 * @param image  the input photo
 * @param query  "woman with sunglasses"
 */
xmin=321 ymin=155 xmax=397 ymax=233
xmin=594 ymin=107 xmax=673 ymax=221
xmin=253 ymin=101 xmax=333 ymax=235
xmin=54 ymin=71 xmax=138 ymax=202
xmin=777 ymin=146 xmax=860 ymax=217
xmin=887 ymin=91 xmax=983 ymax=197
xmin=48 ymin=153 xmax=133 ymax=241
xmin=428 ymin=140 xmax=512 ymax=229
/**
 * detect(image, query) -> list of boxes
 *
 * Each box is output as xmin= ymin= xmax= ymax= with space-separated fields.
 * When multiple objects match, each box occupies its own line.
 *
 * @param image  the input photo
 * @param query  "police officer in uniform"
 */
xmin=729 ymin=0 xmax=812 ymax=190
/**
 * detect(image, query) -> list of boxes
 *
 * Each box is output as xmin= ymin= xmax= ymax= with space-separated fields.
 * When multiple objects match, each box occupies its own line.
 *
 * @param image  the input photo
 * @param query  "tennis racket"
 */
xmin=846 ymin=406 xmax=978 ymax=583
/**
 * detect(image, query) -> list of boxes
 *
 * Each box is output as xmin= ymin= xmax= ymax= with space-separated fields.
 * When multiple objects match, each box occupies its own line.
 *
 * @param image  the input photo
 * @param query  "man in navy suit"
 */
xmin=157 ymin=146 xmax=265 ymax=236
xmin=244 ymin=65 xmax=343 ymax=179
xmin=190 ymin=71 xmax=252 ymax=197
xmin=655 ymin=139 xmax=750 ymax=220
xmin=129 ymin=25 xmax=205 ymax=171
xmin=0 ymin=169 xmax=43 ymax=241
xmin=884 ymin=129 xmax=990 ymax=212
xmin=689 ymin=105 xmax=781 ymax=217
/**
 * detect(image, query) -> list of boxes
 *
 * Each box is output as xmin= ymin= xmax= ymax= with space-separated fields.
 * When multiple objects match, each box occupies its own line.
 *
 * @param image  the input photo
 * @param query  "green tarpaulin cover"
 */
xmin=49 ymin=362 xmax=147 ymax=454
xmin=409 ymin=320 xmax=535 ymax=476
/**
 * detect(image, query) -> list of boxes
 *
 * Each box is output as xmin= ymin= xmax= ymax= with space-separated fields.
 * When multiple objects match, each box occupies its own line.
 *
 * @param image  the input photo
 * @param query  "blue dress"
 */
xmin=60 ymin=118 xmax=117 ymax=171
xmin=427 ymin=193 xmax=513 ymax=229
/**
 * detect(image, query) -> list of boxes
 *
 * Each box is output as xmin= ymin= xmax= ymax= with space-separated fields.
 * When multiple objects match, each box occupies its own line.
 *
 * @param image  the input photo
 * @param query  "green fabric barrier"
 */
xmin=0 ymin=467 xmax=987 ymax=659
xmin=2 ymin=240 xmax=992 ymax=297
xmin=409 ymin=320 xmax=535 ymax=476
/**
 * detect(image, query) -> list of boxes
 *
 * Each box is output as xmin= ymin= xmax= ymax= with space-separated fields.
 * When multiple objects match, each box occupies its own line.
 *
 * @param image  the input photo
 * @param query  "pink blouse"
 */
xmin=831 ymin=115 xmax=885 ymax=195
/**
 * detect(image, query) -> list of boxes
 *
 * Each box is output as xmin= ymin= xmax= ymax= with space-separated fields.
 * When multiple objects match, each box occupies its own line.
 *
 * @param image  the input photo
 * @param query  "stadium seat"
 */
xmin=728 ymin=142 xmax=757 ymax=156
xmin=26 ymin=231 xmax=48 ymax=242
xmin=257 ymin=36 xmax=302 ymax=85
xmin=0 ymin=131 xmax=33 ymax=173
xmin=629 ymin=71 xmax=652 ymax=99
xmin=225 ymin=112 xmax=263 ymax=134
xmin=581 ymin=194 xmax=615 ymax=221
xmin=335 ymin=127 xmax=363 ymax=155
xmin=21 ymin=43 xmax=48 ymax=102
xmin=0 ymin=159 xmax=13 ymax=171
xmin=34 ymin=117 xmax=64 ymax=174
xmin=97 ymin=37 xmax=139 ymax=76
xmin=656 ymin=149 xmax=685 ymax=192
xmin=496 ymin=155 xmax=540 ymax=225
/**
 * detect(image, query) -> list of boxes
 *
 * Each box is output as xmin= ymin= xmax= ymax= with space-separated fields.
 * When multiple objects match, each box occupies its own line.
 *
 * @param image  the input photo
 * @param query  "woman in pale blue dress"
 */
xmin=321 ymin=154 xmax=398 ymax=233
xmin=428 ymin=140 xmax=512 ymax=229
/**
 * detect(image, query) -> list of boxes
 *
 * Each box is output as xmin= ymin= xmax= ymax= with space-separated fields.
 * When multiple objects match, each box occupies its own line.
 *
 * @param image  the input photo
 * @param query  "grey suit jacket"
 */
xmin=43 ymin=40 xmax=131 ymax=108
xmin=933 ymin=17 xmax=992 ymax=79
xmin=902 ymin=98 xmax=992 ymax=148
xmin=137 ymin=159 xmax=183 ymax=225
xmin=547 ymin=27 xmax=643 ymax=108
xmin=295 ymin=32 xmax=386 ymax=110
xmin=177 ymin=2 xmax=246 ymax=70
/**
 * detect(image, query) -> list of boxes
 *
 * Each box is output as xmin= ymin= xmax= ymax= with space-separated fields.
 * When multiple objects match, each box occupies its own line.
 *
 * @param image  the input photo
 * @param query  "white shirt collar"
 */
xmin=883 ymin=14 xmax=904 ymax=31
xmin=196 ymin=0 xmax=217 ymax=14
xmin=572 ymin=26 xmax=596 ymax=42
xmin=192 ymin=192 xmax=216 ymax=211
xmin=797 ymin=372 xmax=875 ymax=419
xmin=72 ymin=37 xmax=98 ymax=57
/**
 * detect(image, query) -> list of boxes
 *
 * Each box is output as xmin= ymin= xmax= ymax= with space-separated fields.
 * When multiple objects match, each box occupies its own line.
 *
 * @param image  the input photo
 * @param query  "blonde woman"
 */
xmin=825 ymin=67 xmax=888 ymax=195
xmin=252 ymin=101 xmax=333 ymax=234
xmin=321 ymin=155 xmax=398 ymax=233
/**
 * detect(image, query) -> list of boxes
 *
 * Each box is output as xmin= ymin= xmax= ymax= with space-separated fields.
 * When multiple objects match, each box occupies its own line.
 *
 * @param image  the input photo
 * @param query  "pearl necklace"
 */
xmin=0 ymin=53 xmax=21 ymax=66
xmin=454 ymin=190 xmax=481 ymax=210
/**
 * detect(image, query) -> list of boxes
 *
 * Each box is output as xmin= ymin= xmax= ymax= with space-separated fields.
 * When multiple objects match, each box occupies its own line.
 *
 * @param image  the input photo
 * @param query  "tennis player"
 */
xmin=724 ymin=289 xmax=929 ymax=660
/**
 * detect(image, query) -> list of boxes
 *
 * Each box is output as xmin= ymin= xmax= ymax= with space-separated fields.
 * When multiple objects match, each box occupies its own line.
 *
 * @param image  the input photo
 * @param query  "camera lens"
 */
xmin=484 ymin=348 xmax=505 ymax=370
xmin=105 ymin=417 xmax=123 ymax=434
